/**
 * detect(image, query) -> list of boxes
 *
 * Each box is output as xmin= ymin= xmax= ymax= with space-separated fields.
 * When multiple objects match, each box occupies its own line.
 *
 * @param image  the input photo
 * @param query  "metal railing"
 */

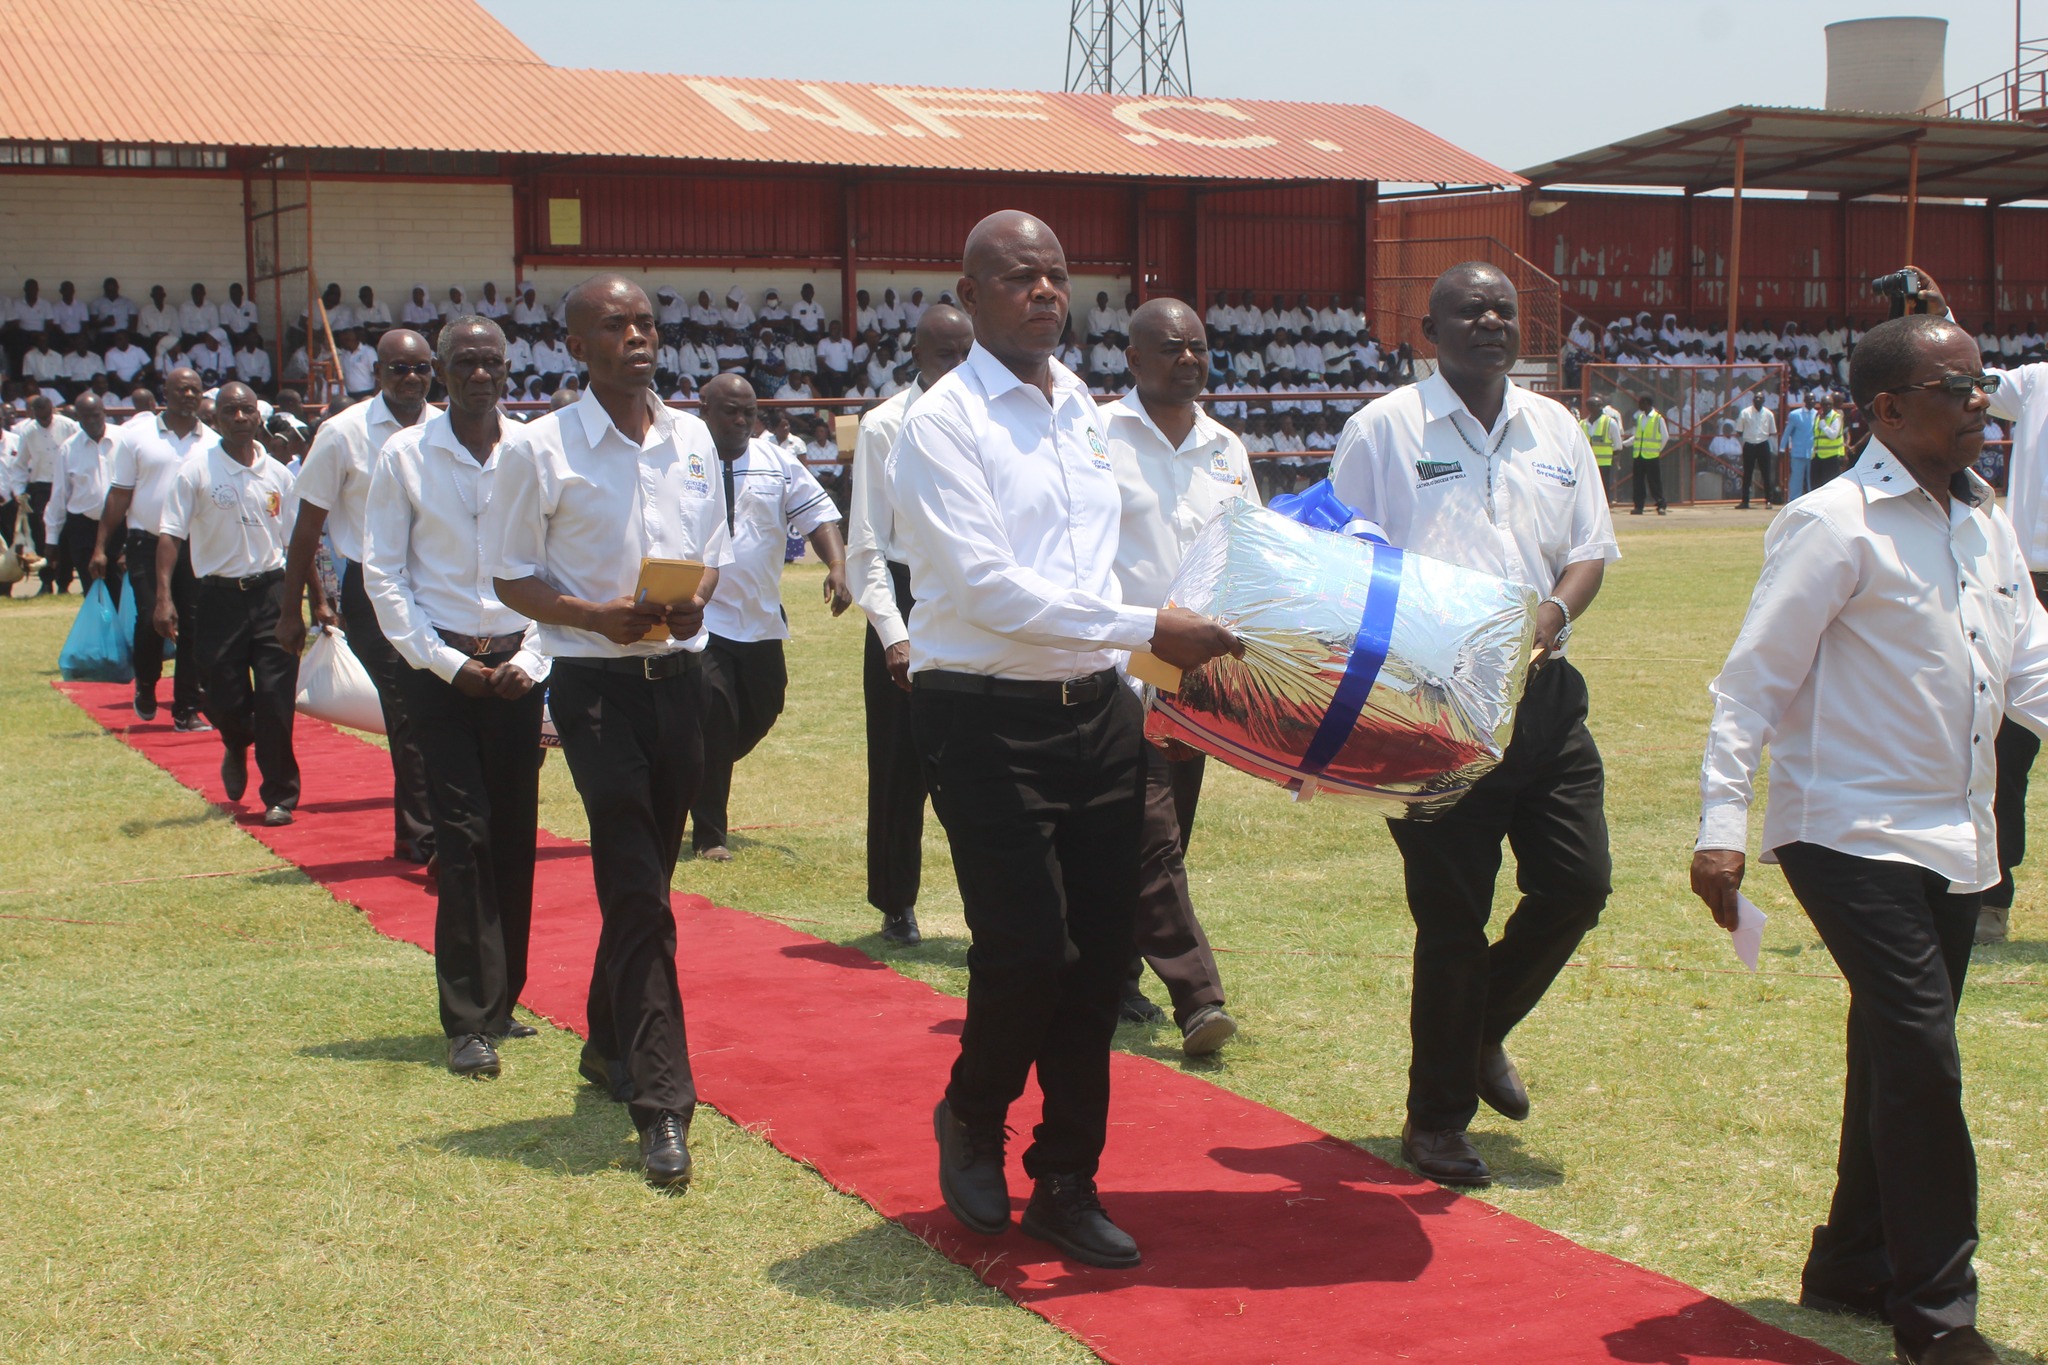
xmin=1921 ymin=35 xmax=2048 ymax=120
xmin=1372 ymin=235 xmax=1563 ymax=386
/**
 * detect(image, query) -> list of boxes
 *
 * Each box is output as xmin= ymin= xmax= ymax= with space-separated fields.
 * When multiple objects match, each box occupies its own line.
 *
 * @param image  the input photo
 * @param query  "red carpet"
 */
xmin=62 ymin=681 xmax=1849 ymax=1365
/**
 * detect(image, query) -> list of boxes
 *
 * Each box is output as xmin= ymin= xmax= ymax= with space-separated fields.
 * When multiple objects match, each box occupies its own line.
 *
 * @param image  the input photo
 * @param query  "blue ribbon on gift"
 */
xmin=1299 ymin=544 xmax=1403 ymax=775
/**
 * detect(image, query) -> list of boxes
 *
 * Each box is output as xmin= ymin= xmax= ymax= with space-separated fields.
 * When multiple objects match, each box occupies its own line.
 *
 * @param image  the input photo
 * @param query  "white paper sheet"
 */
xmin=1731 ymin=895 xmax=1768 ymax=972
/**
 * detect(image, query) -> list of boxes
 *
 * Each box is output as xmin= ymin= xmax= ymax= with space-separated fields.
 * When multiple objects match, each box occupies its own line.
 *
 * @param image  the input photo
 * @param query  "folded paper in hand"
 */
xmin=635 ymin=557 xmax=705 ymax=642
xmin=1143 ymin=501 xmax=1536 ymax=817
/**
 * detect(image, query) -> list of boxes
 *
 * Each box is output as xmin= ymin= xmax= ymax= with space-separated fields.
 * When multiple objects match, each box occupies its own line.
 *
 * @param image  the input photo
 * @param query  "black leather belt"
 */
xmin=201 ymin=569 xmax=282 ymax=592
xmin=554 ymin=651 xmax=697 ymax=681
xmin=438 ymin=628 xmax=526 ymax=656
xmin=914 ymin=667 xmax=1117 ymax=706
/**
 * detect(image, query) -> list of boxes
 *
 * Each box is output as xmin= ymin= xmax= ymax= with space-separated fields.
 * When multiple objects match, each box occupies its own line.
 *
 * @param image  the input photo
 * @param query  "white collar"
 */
xmin=1855 ymin=439 xmax=1992 ymax=509
xmin=419 ymin=409 xmax=504 ymax=471
xmin=961 ymin=341 xmax=1088 ymax=408
xmin=1109 ymin=390 xmax=1222 ymax=456
xmin=572 ymin=386 xmax=672 ymax=448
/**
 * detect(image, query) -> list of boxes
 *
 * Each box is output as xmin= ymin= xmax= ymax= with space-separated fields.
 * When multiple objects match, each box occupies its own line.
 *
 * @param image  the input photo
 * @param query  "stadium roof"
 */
xmin=1521 ymin=105 xmax=2048 ymax=204
xmin=0 ymin=0 xmax=1520 ymax=188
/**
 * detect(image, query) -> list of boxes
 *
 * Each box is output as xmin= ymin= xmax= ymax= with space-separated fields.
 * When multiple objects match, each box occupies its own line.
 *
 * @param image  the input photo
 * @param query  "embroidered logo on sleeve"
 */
xmin=1414 ymin=459 xmax=1464 ymax=484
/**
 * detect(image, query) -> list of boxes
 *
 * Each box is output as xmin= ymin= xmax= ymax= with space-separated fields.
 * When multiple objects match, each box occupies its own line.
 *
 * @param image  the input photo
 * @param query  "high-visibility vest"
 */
xmin=1631 ymin=410 xmax=1666 ymax=459
xmin=1583 ymin=412 xmax=1616 ymax=466
xmin=1813 ymin=411 xmax=1846 ymax=460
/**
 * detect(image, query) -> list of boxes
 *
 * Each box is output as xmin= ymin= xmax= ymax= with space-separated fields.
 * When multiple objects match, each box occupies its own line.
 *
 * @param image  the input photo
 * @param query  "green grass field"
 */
xmin=1 ymin=513 xmax=2043 ymax=1364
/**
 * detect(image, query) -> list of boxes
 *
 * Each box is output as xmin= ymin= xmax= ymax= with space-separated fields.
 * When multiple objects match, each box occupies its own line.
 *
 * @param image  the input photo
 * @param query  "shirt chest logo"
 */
xmin=1086 ymin=428 xmax=1113 ymax=472
xmin=1414 ymin=458 xmax=1465 ymax=485
xmin=683 ymin=451 xmax=712 ymax=499
xmin=263 ymin=490 xmax=282 ymax=519
xmin=1207 ymin=449 xmax=1239 ymax=484
xmin=1529 ymin=458 xmax=1577 ymax=488
xmin=208 ymin=482 xmax=239 ymax=509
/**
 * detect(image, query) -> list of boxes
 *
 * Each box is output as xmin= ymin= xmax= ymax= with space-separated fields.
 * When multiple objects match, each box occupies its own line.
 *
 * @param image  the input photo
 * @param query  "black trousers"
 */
xmin=914 ymin=680 xmax=1146 ymax=1179
xmin=864 ymin=561 xmax=924 ymax=915
xmin=1385 ymin=659 xmax=1611 ymax=1131
xmin=1631 ymin=456 xmax=1665 ymax=512
xmin=550 ymin=658 xmax=704 ymax=1130
xmin=340 ymin=561 xmax=436 ymax=861
xmin=1985 ymin=572 xmax=2048 ymax=909
xmin=194 ymin=573 xmax=301 ymax=810
xmin=1812 ymin=455 xmax=1845 ymax=488
xmin=1128 ymin=747 xmax=1226 ymax=1026
xmin=1775 ymin=841 xmax=1980 ymax=1349
xmin=1739 ymin=441 xmax=1776 ymax=506
xmin=60 ymin=514 xmax=119 ymax=605
xmin=398 ymin=657 xmax=543 ymax=1039
xmin=690 ymin=634 xmax=788 ymax=853
xmin=126 ymin=529 xmax=201 ymax=720
xmin=25 ymin=481 xmax=55 ymax=590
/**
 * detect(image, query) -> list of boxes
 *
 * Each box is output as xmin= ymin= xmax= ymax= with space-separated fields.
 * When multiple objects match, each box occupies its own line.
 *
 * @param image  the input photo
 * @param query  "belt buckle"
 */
xmin=641 ymin=655 xmax=662 ymax=681
xmin=1060 ymin=676 xmax=1085 ymax=706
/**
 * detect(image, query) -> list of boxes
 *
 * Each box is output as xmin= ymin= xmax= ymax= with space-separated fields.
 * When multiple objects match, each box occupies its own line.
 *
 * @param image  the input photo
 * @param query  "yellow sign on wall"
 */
xmin=548 ymin=197 xmax=582 ymax=247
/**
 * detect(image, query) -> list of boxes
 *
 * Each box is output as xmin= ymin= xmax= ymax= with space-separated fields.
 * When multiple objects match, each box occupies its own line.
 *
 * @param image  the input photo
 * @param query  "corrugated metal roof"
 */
xmin=1523 ymin=105 xmax=2048 ymax=202
xmin=0 ymin=0 xmax=1518 ymax=187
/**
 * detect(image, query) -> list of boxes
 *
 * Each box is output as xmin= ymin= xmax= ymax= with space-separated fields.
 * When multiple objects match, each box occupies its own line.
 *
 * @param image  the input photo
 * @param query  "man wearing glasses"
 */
xmin=277 ymin=329 xmax=440 ymax=865
xmin=1692 ymin=315 xmax=2038 ymax=1365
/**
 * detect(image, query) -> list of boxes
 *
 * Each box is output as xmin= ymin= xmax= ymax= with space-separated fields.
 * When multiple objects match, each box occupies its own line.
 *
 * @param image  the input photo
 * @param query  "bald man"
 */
xmin=891 ymin=212 xmax=1237 ymax=1268
xmin=279 ymin=329 xmax=439 ymax=864
xmin=1104 ymin=298 xmax=1257 ymax=1056
xmin=488 ymin=274 xmax=732 ymax=1188
xmin=847 ymin=303 xmax=975 ymax=945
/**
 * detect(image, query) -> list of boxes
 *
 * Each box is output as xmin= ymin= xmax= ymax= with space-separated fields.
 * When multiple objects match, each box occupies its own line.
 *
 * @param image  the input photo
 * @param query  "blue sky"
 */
xmin=477 ymin=0 xmax=2021 ymax=171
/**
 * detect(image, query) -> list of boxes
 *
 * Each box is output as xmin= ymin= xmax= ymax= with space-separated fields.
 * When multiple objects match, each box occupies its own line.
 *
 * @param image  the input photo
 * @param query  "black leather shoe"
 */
xmin=1478 ymin=1043 xmax=1530 ymax=1122
xmin=1897 ymin=1325 xmax=1997 ymax=1364
xmin=640 ymin=1112 xmax=692 ymax=1188
xmin=448 ymin=1033 xmax=500 ymax=1078
xmin=133 ymin=688 xmax=158 ymax=722
xmin=173 ymin=713 xmax=212 ymax=732
xmin=1799 ymin=1283 xmax=1890 ymax=1323
xmin=262 ymin=805 xmax=293 ymax=827
xmin=578 ymin=1041 xmax=630 ymax=1101
xmin=1180 ymin=1004 xmax=1238 ymax=1057
xmin=1118 ymin=990 xmax=1166 ymax=1025
xmin=880 ymin=909 xmax=921 ymax=946
xmin=221 ymin=745 xmax=249 ymax=802
xmin=1401 ymin=1120 xmax=1492 ymax=1187
xmin=1019 ymin=1172 xmax=1141 ymax=1269
xmin=933 ymin=1098 xmax=1010 ymax=1234
xmin=500 ymin=1021 xmax=539 ymax=1039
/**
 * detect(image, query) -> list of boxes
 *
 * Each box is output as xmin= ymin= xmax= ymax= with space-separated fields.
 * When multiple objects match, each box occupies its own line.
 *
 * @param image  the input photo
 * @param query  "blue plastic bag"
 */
xmin=58 ymin=581 xmax=135 ymax=683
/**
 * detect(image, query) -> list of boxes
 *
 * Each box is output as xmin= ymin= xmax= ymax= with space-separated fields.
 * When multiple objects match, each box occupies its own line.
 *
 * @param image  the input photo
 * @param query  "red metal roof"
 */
xmin=0 ymin=0 xmax=1518 ymax=187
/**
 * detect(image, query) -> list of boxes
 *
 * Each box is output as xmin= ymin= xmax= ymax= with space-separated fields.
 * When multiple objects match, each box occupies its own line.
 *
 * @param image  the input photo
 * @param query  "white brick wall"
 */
xmin=311 ymin=180 xmax=514 ymax=314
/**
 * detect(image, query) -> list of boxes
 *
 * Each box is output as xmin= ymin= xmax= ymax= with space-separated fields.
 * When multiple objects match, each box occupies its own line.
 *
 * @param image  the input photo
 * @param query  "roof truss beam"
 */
xmin=1689 ymin=127 xmax=1925 ymax=193
xmin=1533 ymin=117 xmax=1750 ymax=186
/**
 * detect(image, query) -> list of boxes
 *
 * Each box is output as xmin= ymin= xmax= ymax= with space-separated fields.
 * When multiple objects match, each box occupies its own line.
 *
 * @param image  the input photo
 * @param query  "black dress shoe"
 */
xmin=1019 ymin=1172 xmax=1141 ymax=1269
xmin=1180 ymin=1003 xmax=1238 ymax=1057
xmin=1401 ymin=1120 xmax=1492 ymax=1187
xmin=933 ymin=1098 xmax=1010 ymax=1234
xmin=578 ymin=1041 xmax=630 ymax=1101
xmin=133 ymin=688 xmax=158 ymax=722
xmin=1799 ymin=1283 xmax=1890 ymax=1323
xmin=1897 ymin=1325 xmax=1997 ymax=1364
xmin=221 ymin=744 xmax=249 ymax=801
xmin=1118 ymin=990 xmax=1166 ymax=1025
xmin=880 ymin=909 xmax=921 ymax=946
xmin=448 ymin=1033 xmax=500 ymax=1078
xmin=1478 ymin=1043 xmax=1529 ymax=1122
xmin=640 ymin=1112 xmax=692 ymax=1188
xmin=501 ymin=1021 xmax=539 ymax=1039
xmin=173 ymin=713 xmax=212 ymax=733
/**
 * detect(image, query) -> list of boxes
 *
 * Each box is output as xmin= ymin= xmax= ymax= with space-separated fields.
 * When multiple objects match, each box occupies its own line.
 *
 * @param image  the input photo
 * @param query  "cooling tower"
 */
xmin=1824 ymin=17 xmax=1948 ymax=113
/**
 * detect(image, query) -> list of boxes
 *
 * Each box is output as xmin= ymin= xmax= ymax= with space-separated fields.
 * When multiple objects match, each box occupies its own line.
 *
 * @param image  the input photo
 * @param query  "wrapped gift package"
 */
xmin=1144 ymin=500 xmax=1537 ymax=817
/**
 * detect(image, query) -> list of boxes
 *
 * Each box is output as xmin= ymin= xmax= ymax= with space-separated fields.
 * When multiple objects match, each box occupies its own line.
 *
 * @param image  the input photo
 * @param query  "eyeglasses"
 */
xmin=1882 ymin=372 xmax=2002 ymax=399
xmin=383 ymin=361 xmax=434 ymax=378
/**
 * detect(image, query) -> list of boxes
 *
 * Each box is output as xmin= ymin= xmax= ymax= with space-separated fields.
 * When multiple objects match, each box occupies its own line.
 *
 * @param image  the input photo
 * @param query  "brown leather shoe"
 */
xmin=1401 ymin=1120 xmax=1492 ymax=1187
xmin=1478 ymin=1044 xmax=1529 ymax=1122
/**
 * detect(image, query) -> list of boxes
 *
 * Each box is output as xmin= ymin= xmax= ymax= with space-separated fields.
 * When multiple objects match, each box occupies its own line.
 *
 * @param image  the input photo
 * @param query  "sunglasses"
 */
xmin=383 ymin=361 xmax=434 ymax=378
xmin=1882 ymin=372 xmax=2001 ymax=399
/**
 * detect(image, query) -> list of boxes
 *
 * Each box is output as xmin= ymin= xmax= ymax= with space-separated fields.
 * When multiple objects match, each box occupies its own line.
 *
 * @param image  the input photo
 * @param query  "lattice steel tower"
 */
xmin=1064 ymin=0 xmax=1191 ymax=96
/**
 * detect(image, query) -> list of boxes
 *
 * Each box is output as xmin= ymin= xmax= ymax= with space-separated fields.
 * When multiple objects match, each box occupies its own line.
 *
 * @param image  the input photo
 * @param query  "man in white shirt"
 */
xmin=220 ymin=283 xmax=259 ymax=340
xmin=1330 ymin=262 xmax=1618 ymax=1190
xmin=903 ymin=288 xmax=928 ymax=328
xmin=890 ymin=212 xmax=1236 ymax=1268
xmin=23 ymin=332 xmax=66 ymax=402
xmin=47 ymin=393 xmax=120 ymax=600
xmin=816 ymin=321 xmax=854 ymax=395
xmin=853 ymin=289 xmax=877 ymax=336
xmin=1733 ymin=391 xmax=1779 ymax=508
xmin=136 ymin=286 xmax=177 ymax=353
xmin=354 ymin=286 xmax=393 ymax=337
xmin=487 ymin=274 xmax=734 ymax=1190
xmin=90 ymin=278 xmax=137 ymax=338
xmin=530 ymin=322 xmax=573 ymax=391
xmin=179 ymin=283 xmax=221 ymax=344
xmin=59 ymin=334 xmax=104 ymax=400
xmin=403 ymin=284 xmax=440 ymax=329
xmin=233 ymin=332 xmax=274 ymax=394
xmin=16 ymin=394 xmax=79 ymax=593
xmin=100 ymin=330 xmax=151 ymax=389
xmin=279 ymin=329 xmax=438 ymax=864
xmin=790 ymin=282 xmax=825 ymax=339
xmin=1692 ymin=317 xmax=2031 ymax=1365
xmin=1105 ymin=298 xmax=1258 ymax=1057
xmin=363 ymin=315 xmax=547 ymax=1081
xmin=95 ymin=367 xmax=212 ymax=724
xmin=875 ymin=288 xmax=905 ymax=334
xmin=155 ymin=382 xmax=300 ymax=825
xmin=334 ymin=329 xmax=377 ymax=398
xmin=685 ymin=375 xmax=849 ymax=861
xmin=49 ymin=281 xmax=89 ymax=338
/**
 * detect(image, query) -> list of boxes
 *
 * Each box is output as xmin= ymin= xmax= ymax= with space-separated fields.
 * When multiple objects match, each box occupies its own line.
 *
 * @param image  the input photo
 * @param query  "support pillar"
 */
xmin=1725 ymin=136 xmax=1746 ymax=364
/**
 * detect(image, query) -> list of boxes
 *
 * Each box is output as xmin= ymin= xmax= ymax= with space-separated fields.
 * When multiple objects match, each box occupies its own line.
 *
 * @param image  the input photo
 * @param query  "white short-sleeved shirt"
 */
xmin=294 ymin=393 xmax=432 ymax=564
xmin=886 ymin=343 xmax=1156 ymax=681
xmin=703 ymin=435 xmax=840 ymax=644
xmin=15 ymin=414 xmax=79 ymax=483
xmin=485 ymin=388 xmax=734 ymax=659
xmin=159 ymin=442 xmax=296 ymax=578
xmin=110 ymin=411 xmax=213 ymax=532
xmin=1329 ymin=371 xmax=1619 ymax=606
xmin=1103 ymin=392 xmax=1261 ymax=610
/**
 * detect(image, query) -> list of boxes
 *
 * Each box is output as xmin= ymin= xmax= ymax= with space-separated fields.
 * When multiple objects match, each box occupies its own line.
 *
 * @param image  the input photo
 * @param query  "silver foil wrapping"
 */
xmin=1145 ymin=501 xmax=1538 ymax=817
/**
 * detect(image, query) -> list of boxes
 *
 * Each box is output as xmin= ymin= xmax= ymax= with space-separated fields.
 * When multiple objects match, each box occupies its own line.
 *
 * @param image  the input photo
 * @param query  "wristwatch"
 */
xmin=1541 ymin=595 xmax=1574 ymax=650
